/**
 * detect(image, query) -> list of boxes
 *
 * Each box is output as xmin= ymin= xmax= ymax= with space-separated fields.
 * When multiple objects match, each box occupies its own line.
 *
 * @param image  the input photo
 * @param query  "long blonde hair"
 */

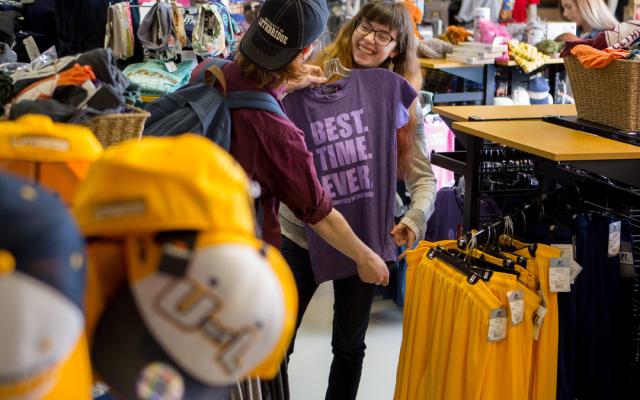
xmin=312 ymin=0 xmax=422 ymax=178
xmin=562 ymin=0 xmax=618 ymax=32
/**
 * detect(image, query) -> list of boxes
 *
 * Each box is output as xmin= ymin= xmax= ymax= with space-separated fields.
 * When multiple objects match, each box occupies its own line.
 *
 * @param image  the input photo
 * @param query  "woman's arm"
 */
xmin=392 ymin=100 xmax=438 ymax=250
xmin=310 ymin=208 xmax=390 ymax=285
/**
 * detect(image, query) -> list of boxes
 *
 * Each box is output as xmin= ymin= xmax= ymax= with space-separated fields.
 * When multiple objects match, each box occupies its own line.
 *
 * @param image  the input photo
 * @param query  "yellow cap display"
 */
xmin=73 ymin=134 xmax=256 ymax=241
xmin=76 ymin=135 xmax=296 ymax=381
xmin=0 ymin=115 xmax=102 ymax=163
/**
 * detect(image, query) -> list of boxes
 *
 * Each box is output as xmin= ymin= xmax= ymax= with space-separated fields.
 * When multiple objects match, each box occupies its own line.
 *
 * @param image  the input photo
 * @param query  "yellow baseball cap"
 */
xmin=74 ymin=135 xmax=296 ymax=398
xmin=0 ymin=115 xmax=102 ymax=205
xmin=73 ymin=134 xmax=256 ymax=243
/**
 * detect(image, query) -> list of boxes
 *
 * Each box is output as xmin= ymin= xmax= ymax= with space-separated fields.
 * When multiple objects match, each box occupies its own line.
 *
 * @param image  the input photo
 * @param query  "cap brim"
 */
xmin=239 ymin=22 xmax=301 ymax=71
xmin=92 ymin=286 xmax=234 ymax=400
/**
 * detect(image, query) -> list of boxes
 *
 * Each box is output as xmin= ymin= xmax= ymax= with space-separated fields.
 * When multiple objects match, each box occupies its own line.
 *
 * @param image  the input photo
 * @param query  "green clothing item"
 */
xmin=123 ymin=59 xmax=195 ymax=96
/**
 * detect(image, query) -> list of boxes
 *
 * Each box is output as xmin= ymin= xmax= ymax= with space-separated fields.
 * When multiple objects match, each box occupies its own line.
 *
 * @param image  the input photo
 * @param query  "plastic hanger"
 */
xmin=322 ymin=57 xmax=351 ymax=81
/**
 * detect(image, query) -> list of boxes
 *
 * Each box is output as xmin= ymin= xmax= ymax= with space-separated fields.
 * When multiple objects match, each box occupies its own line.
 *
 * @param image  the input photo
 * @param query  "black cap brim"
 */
xmin=239 ymin=22 xmax=301 ymax=71
xmin=92 ymin=286 xmax=234 ymax=400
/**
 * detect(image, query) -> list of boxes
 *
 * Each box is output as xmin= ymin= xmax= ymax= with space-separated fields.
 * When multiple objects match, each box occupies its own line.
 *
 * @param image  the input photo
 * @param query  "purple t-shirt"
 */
xmin=283 ymin=68 xmax=417 ymax=283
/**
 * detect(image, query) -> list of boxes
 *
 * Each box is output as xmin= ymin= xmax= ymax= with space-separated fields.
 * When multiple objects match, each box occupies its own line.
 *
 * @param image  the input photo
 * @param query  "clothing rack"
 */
xmin=0 ymin=0 xmax=23 ymax=7
xmin=109 ymin=1 xmax=186 ymax=9
xmin=457 ymin=201 xmax=537 ymax=251
xmin=459 ymin=178 xmax=640 ymax=252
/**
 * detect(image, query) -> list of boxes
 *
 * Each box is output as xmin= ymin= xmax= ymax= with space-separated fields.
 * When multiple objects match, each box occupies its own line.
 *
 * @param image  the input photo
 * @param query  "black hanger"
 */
xmin=448 ymin=227 xmax=520 ymax=278
xmin=448 ymin=246 xmax=520 ymax=278
xmin=477 ymin=224 xmax=519 ymax=272
xmin=427 ymin=246 xmax=489 ymax=285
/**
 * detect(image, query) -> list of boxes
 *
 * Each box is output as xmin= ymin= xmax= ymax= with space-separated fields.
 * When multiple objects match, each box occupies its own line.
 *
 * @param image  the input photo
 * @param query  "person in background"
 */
xmin=278 ymin=1 xmax=437 ymax=398
xmin=225 ymin=0 xmax=389 ymax=286
xmin=560 ymin=0 xmax=618 ymax=38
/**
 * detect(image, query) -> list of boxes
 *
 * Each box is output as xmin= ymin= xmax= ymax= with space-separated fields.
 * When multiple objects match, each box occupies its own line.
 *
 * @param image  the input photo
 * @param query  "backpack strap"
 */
xmin=226 ymin=91 xmax=288 ymax=119
xmin=202 ymin=59 xmax=288 ymax=119
xmin=205 ymin=65 xmax=227 ymax=96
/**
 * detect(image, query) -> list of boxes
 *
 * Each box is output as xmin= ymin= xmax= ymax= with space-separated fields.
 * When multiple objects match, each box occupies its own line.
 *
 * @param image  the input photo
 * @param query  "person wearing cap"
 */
xmin=221 ymin=0 xmax=389 ymax=287
xmin=277 ymin=1 xmax=437 ymax=398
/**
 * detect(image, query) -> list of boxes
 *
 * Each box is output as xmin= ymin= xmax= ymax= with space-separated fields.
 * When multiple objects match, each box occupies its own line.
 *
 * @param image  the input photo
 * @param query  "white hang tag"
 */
xmin=620 ymin=241 xmax=636 ymax=278
xmin=552 ymin=244 xmax=582 ymax=284
xmin=620 ymin=241 xmax=634 ymax=265
xmin=488 ymin=307 xmax=508 ymax=342
xmin=608 ymin=221 xmax=621 ymax=257
xmin=507 ymin=290 xmax=524 ymax=325
xmin=570 ymin=262 xmax=583 ymax=284
xmin=549 ymin=258 xmax=571 ymax=293
xmin=532 ymin=304 xmax=547 ymax=341
xmin=165 ymin=61 xmax=178 ymax=73
xmin=23 ymin=36 xmax=40 ymax=62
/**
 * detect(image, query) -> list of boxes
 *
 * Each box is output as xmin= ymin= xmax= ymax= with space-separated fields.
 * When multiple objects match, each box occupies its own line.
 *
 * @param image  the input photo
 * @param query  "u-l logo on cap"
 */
xmin=155 ymin=278 xmax=259 ymax=375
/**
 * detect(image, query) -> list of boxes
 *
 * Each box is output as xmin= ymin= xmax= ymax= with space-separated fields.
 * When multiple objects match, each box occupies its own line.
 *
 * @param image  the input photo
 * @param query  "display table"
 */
xmin=495 ymin=58 xmax=564 ymax=67
xmin=430 ymin=119 xmax=640 ymax=229
xmin=433 ymin=104 xmax=577 ymax=122
xmin=420 ymin=57 xmax=566 ymax=106
xmin=420 ymin=58 xmax=495 ymax=105
xmin=495 ymin=58 xmax=566 ymax=104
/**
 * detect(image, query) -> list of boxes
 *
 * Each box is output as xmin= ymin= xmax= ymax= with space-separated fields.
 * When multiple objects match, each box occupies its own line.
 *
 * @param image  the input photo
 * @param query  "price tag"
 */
xmin=552 ymin=244 xmax=582 ymax=284
xmin=488 ymin=307 xmax=508 ymax=342
xmin=507 ymin=290 xmax=524 ymax=325
xmin=620 ymin=242 xmax=634 ymax=265
xmin=620 ymin=241 xmax=636 ymax=278
xmin=608 ymin=221 xmax=621 ymax=257
xmin=549 ymin=258 xmax=571 ymax=292
xmin=165 ymin=61 xmax=178 ymax=73
xmin=23 ymin=36 xmax=40 ymax=62
xmin=532 ymin=304 xmax=547 ymax=341
xmin=570 ymin=262 xmax=583 ymax=284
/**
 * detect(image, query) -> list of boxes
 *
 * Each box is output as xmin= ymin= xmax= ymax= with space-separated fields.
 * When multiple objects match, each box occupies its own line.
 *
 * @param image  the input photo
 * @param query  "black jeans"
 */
xmin=281 ymin=236 xmax=376 ymax=400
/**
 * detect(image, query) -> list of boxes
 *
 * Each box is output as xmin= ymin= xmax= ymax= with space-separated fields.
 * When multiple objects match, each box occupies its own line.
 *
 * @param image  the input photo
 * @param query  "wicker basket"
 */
xmin=564 ymin=56 xmax=640 ymax=132
xmin=84 ymin=106 xmax=150 ymax=148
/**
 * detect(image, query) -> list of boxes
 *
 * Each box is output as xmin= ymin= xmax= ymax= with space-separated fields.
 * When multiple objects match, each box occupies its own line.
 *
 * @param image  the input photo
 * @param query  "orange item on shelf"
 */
xmin=439 ymin=25 xmax=472 ymax=45
xmin=570 ymin=45 xmax=628 ymax=69
xmin=14 ymin=64 xmax=97 ymax=103
xmin=402 ymin=0 xmax=423 ymax=39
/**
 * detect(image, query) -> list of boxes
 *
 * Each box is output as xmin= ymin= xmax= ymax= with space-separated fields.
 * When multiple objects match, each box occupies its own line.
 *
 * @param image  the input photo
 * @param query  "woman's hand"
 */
xmin=285 ymin=65 xmax=326 ymax=93
xmin=390 ymin=223 xmax=416 ymax=260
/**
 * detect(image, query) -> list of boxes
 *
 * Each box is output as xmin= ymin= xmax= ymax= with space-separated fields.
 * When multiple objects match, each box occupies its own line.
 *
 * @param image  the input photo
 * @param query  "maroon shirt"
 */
xmin=222 ymin=61 xmax=332 ymax=248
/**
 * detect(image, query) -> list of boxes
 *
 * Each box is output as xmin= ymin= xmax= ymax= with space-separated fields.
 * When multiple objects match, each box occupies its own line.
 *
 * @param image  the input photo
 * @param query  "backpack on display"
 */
xmin=143 ymin=58 xmax=287 ymax=152
xmin=191 ymin=4 xmax=226 ymax=57
xmin=137 ymin=1 xmax=178 ymax=61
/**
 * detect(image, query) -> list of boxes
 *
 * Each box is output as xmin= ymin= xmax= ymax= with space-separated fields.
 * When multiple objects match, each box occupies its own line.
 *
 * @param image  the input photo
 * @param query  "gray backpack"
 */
xmin=143 ymin=58 xmax=287 ymax=151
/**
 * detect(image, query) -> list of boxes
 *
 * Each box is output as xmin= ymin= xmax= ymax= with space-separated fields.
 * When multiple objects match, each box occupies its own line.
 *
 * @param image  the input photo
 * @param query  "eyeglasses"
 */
xmin=355 ymin=20 xmax=396 ymax=47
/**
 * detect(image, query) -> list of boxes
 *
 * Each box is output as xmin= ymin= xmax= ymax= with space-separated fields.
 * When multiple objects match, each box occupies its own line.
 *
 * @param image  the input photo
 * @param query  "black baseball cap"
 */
xmin=239 ymin=0 xmax=329 ymax=71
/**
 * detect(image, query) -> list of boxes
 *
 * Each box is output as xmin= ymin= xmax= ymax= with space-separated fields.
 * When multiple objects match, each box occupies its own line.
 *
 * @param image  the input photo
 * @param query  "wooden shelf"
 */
xmin=452 ymin=120 xmax=640 ymax=161
xmin=419 ymin=58 xmax=484 ymax=69
xmin=434 ymin=104 xmax=577 ymax=122
xmin=496 ymin=58 xmax=564 ymax=67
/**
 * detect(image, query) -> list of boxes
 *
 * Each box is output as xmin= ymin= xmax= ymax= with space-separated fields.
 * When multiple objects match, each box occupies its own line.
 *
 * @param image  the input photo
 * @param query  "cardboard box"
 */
xmin=546 ymin=22 xmax=577 ymax=40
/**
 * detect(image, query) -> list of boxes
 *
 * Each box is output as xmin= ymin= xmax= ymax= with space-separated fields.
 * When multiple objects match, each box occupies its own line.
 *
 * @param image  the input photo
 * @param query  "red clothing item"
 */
xmin=513 ymin=0 xmax=540 ymax=23
xmin=222 ymin=61 xmax=332 ymax=248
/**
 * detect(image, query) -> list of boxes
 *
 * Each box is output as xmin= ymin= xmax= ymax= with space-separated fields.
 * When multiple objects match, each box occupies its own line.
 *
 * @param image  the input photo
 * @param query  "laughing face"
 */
xmin=351 ymin=19 xmax=399 ymax=68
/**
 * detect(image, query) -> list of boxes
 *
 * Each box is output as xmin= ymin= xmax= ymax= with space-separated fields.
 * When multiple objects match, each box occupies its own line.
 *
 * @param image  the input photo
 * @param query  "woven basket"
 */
xmin=564 ymin=56 xmax=640 ymax=132
xmin=84 ymin=106 xmax=150 ymax=148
